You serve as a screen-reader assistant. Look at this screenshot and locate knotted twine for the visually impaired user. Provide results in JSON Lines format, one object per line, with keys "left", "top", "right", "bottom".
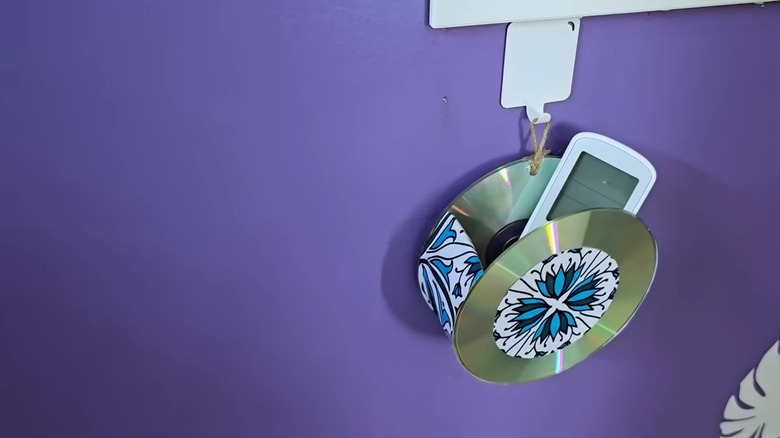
{"left": 528, "top": 118, "right": 551, "bottom": 176}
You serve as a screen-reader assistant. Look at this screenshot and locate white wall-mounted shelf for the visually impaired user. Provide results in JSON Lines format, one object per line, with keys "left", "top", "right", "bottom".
{"left": 430, "top": 0, "right": 773, "bottom": 29}
{"left": 429, "top": 0, "right": 776, "bottom": 123}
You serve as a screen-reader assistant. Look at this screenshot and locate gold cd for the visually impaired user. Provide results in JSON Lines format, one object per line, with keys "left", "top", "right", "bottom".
{"left": 452, "top": 208, "right": 658, "bottom": 384}
{"left": 417, "top": 156, "right": 561, "bottom": 334}
{"left": 445, "top": 156, "right": 560, "bottom": 265}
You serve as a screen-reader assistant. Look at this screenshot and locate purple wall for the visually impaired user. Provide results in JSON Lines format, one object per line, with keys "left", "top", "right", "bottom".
{"left": 2, "top": 1, "right": 780, "bottom": 436}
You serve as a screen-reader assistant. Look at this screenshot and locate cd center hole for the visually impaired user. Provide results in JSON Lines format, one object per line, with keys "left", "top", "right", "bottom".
{"left": 503, "top": 236, "right": 520, "bottom": 250}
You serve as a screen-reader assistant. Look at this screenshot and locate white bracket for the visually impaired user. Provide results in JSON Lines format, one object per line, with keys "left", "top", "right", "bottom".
{"left": 500, "top": 18, "right": 580, "bottom": 124}
{"left": 429, "top": 0, "right": 775, "bottom": 122}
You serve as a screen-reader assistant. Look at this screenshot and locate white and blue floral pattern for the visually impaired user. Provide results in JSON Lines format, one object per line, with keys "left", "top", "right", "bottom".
{"left": 493, "top": 248, "right": 619, "bottom": 358}
{"left": 418, "top": 212, "right": 483, "bottom": 336}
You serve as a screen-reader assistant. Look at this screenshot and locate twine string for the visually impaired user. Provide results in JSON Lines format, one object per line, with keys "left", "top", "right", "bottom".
{"left": 529, "top": 118, "right": 551, "bottom": 176}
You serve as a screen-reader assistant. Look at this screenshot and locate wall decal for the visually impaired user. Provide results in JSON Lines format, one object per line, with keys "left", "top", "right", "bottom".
{"left": 720, "top": 341, "right": 780, "bottom": 438}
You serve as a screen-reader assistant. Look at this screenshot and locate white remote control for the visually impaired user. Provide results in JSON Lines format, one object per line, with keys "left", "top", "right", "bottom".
{"left": 521, "top": 132, "right": 656, "bottom": 237}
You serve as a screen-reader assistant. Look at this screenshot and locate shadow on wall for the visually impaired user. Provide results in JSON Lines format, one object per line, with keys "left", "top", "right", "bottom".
{"left": 379, "top": 121, "right": 582, "bottom": 338}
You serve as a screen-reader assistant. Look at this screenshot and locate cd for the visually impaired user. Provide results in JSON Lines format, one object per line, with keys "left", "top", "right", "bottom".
{"left": 417, "top": 156, "right": 561, "bottom": 336}
{"left": 452, "top": 208, "right": 657, "bottom": 384}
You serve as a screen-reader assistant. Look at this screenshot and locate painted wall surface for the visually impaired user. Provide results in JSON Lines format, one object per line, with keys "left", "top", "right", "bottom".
{"left": 2, "top": 1, "right": 779, "bottom": 437}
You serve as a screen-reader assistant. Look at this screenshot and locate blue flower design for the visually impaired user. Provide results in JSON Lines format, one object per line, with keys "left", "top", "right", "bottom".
{"left": 418, "top": 213, "right": 484, "bottom": 336}
{"left": 493, "top": 248, "right": 619, "bottom": 358}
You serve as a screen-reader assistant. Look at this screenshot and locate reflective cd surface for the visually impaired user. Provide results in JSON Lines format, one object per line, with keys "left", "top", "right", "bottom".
{"left": 417, "top": 157, "right": 560, "bottom": 334}
{"left": 446, "top": 156, "right": 560, "bottom": 264}
{"left": 452, "top": 208, "right": 657, "bottom": 384}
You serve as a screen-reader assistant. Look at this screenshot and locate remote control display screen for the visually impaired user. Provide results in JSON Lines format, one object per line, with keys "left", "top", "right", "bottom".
{"left": 547, "top": 152, "right": 639, "bottom": 220}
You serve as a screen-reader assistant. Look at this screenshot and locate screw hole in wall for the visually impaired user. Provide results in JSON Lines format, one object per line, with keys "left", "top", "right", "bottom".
{"left": 568, "top": 21, "right": 575, "bottom": 31}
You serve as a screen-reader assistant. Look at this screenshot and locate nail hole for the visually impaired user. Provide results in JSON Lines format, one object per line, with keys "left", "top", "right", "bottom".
{"left": 568, "top": 21, "right": 575, "bottom": 31}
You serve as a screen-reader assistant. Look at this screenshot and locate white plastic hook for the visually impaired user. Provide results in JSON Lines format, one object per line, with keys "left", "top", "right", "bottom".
{"left": 500, "top": 19, "right": 579, "bottom": 125}
{"left": 525, "top": 102, "right": 551, "bottom": 125}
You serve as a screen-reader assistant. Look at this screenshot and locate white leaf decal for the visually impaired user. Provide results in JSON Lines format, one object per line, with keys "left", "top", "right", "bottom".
{"left": 720, "top": 341, "right": 780, "bottom": 438}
